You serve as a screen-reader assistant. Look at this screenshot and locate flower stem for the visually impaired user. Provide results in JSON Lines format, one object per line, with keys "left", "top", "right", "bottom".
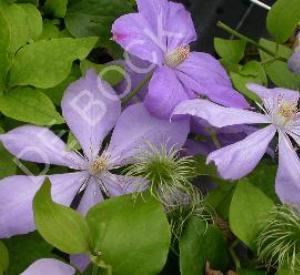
{"left": 121, "top": 71, "right": 153, "bottom": 106}
{"left": 217, "top": 21, "right": 287, "bottom": 62}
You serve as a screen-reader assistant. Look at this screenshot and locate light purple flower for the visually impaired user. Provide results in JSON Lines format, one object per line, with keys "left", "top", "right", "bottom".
{"left": 288, "top": 33, "right": 300, "bottom": 73}
{"left": 173, "top": 83, "right": 300, "bottom": 206}
{"left": 0, "top": 70, "right": 190, "bottom": 238}
{"left": 21, "top": 259, "right": 75, "bottom": 275}
{"left": 112, "top": 0, "right": 249, "bottom": 118}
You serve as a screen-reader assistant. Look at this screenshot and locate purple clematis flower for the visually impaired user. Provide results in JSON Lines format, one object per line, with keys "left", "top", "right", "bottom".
{"left": 112, "top": 0, "right": 249, "bottom": 118}
{"left": 173, "top": 83, "right": 300, "bottom": 206}
{"left": 288, "top": 33, "right": 300, "bottom": 73}
{"left": 0, "top": 70, "right": 189, "bottom": 238}
{"left": 22, "top": 259, "right": 75, "bottom": 275}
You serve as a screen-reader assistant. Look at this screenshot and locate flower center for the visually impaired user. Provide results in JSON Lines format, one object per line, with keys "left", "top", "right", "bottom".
{"left": 164, "top": 46, "right": 190, "bottom": 68}
{"left": 89, "top": 157, "right": 108, "bottom": 175}
{"left": 272, "top": 101, "right": 298, "bottom": 128}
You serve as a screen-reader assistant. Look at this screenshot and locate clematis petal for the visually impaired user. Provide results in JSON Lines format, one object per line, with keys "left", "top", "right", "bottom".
{"left": 100, "top": 172, "right": 148, "bottom": 196}
{"left": 62, "top": 70, "right": 121, "bottom": 161}
{"left": 275, "top": 132, "right": 300, "bottom": 206}
{"left": 144, "top": 66, "right": 190, "bottom": 118}
{"left": 21, "top": 259, "right": 75, "bottom": 275}
{"left": 247, "top": 83, "right": 300, "bottom": 107}
{"left": 207, "top": 125, "right": 276, "bottom": 180}
{"left": 0, "top": 172, "right": 85, "bottom": 238}
{"left": 0, "top": 126, "right": 85, "bottom": 170}
{"left": 165, "top": 1, "right": 197, "bottom": 50}
{"left": 70, "top": 254, "right": 90, "bottom": 273}
{"left": 176, "top": 52, "right": 249, "bottom": 108}
{"left": 76, "top": 177, "right": 103, "bottom": 215}
{"left": 173, "top": 99, "right": 270, "bottom": 128}
{"left": 112, "top": 13, "right": 164, "bottom": 65}
{"left": 107, "top": 103, "right": 190, "bottom": 166}
{"left": 288, "top": 42, "right": 300, "bottom": 73}
{"left": 136, "top": 0, "right": 168, "bottom": 33}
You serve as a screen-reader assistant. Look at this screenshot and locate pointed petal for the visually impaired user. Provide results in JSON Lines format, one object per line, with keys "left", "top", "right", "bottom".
{"left": 144, "top": 67, "right": 190, "bottom": 119}
{"left": 173, "top": 99, "right": 270, "bottom": 128}
{"left": 0, "top": 172, "right": 85, "bottom": 238}
{"left": 70, "top": 254, "right": 90, "bottom": 273}
{"left": 288, "top": 48, "right": 300, "bottom": 73}
{"left": 0, "top": 126, "right": 85, "bottom": 169}
{"left": 275, "top": 132, "right": 300, "bottom": 205}
{"left": 0, "top": 175, "right": 44, "bottom": 238}
{"left": 165, "top": 2, "right": 197, "bottom": 50}
{"left": 107, "top": 103, "right": 190, "bottom": 166}
{"left": 177, "top": 52, "right": 249, "bottom": 108}
{"left": 21, "top": 259, "right": 75, "bottom": 275}
{"left": 112, "top": 13, "right": 164, "bottom": 64}
{"left": 207, "top": 125, "right": 276, "bottom": 180}
{"left": 100, "top": 172, "right": 148, "bottom": 197}
{"left": 62, "top": 70, "right": 121, "bottom": 161}
{"left": 77, "top": 177, "right": 103, "bottom": 215}
{"left": 247, "top": 83, "right": 300, "bottom": 107}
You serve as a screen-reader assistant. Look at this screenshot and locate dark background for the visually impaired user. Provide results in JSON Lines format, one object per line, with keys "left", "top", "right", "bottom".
{"left": 176, "top": 0, "right": 276, "bottom": 53}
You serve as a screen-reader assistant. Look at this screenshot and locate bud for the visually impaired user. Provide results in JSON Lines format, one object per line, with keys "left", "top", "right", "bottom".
{"left": 255, "top": 204, "right": 300, "bottom": 273}
{"left": 125, "top": 142, "right": 211, "bottom": 239}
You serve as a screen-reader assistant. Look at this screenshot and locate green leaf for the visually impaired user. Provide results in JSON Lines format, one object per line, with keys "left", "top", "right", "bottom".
{"left": 247, "top": 160, "right": 279, "bottom": 203}
{"left": 0, "top": 241, "right": 9, "bottom": 273}
{"left": 80, "top": 60, "right": 125, "bottom": 85}
{"left": 18, "top": 3, "right": 42, "bottom": 40}
{"left": 10, "top": 37, "right": 98, "bottom": 88}
{"left": 0, "top": 87, "right": 64, "bottom": 125}
{"left": 86, "top": 192, "right": 171, "bottom": 275}
{"left": 214, "top": 38, "right": 246, "bottom": 64}
{"left": 205, "top": 181, "right": 235, "bottom": 220}
{"left": 44, "top": 64, "right": 81, "bottom": 105}
{"left": 229, "top": 180, "right": 274, "bottom": 250}
{"left": 259, "top": 39, "right": 300, "bottom": 89}
{"left": 230, "top": 61, "right": 267, "bottom": 102}
{"left": 0, "top": 0, "right": 42, "bottom": 54}
{"left": 33, "top": 179, "right": 91, "bottom": 254}
{"left": 0, "top": 126, "right": 17, "bottom": 179}
{"left": 44, "top": 0, "right": 68, "bottom": 18}
{"left": 39, "top": 20, "right": 61, "bottom": 40}
{"left": 3, "top": 232, "right": 58, "bottom": 275}
{"left": 267, "top": 0, "right": 300, "bottom": 43}
{"left": 179, "top": 217, "right": 230, "bottom": 275}
{"left": 65, "top": 0, "right": 133, "bottom": 40}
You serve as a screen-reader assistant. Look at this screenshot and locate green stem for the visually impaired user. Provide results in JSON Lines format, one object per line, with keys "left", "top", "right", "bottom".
{"left": 217, "top": 21, "right": 287, "bottom": 62}
{"left": 229, "top": 239, "right": 241, "bottom": 270}
{"left": 121, "top": 71, "right": 153, "bottom": 106}
{"left": 92, "top": 265, "right": 99, "bottom": 275}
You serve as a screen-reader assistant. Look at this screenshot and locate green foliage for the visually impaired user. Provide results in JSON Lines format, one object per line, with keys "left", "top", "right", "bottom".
{"left": 9, "top": 37, "right": 98, "bottom": 88}
{"left": 231, "top": 61, "right": 267, "bottom": 101}
{"left": 0, "top": 241, "right": 9, "bottom": 274}
{"left": 44, "top": 0, "right": 68, "bottom": 18}
{"left": 179, "top": 217, "right": 230, "bottom": 275}
{"left": 3, "top": 232, "right": 59, "bottom": 275}
{"left": 0, "top": 87, "right": 64, "bottom": 125}
{"left": 229, "top": 180, "right": 274, "bottom": 250}
{"left": 214, "top": 38, "right": 246, "bottom": 64}
{"left": 33, "top": 179, "right": 91, "bottom": 254}
{"left": 267, "top": 0, "right": 300, "bottom": 43}
{"left": 259, "top": 39, "right": 300, "bottom": 89}
{"left": 86, "top": 192, "right": 171, "bottom": 275}
{"left": 65, "top": 0, "right": 133, "bottom": 40}
{"left": 80, "top": 60, "right": 125, "bottom": 85}
{"left": 0, "top": 0, "right": 42, "bottom": 54}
